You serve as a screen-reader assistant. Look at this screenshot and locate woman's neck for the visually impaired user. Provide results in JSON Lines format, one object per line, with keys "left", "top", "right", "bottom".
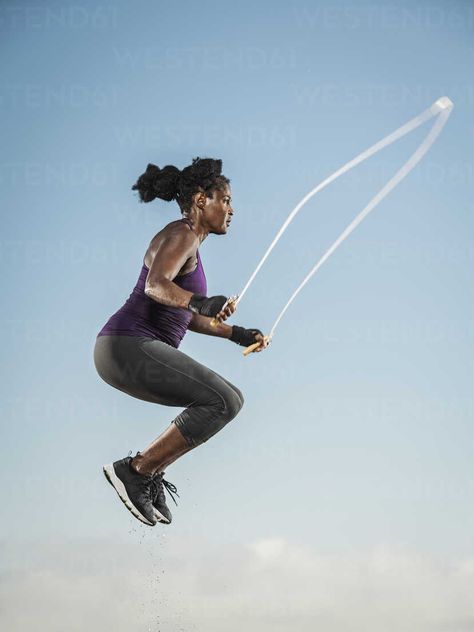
{"left": 181, "top": 211, "right": 209, "bottom": 244}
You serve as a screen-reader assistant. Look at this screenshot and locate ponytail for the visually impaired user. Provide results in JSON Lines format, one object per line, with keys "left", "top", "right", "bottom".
{"left": 132, "top": 163, "right": 181, "bottom": 203}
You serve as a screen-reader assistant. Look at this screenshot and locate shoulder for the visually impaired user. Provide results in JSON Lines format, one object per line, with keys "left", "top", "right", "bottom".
{"left": 145, "top": 220, "right": 197, "bottom": 267}
{"left": 162, "top": 220, "right": 198, "bottom": 247}
{"left": 149, "top": 219, "right": 196, "bottom": 244}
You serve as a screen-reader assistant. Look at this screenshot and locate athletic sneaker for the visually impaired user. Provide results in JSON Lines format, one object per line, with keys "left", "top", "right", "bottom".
{"left": 103, "top": 455, "right": 158, "bottom": 526}
{"left": 152, "top": 472, "right": 179, "bottom": 524}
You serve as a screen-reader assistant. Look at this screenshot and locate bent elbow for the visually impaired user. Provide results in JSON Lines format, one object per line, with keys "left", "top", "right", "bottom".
{"left": 144, "top": 282, "right": 162, "bottom": 301}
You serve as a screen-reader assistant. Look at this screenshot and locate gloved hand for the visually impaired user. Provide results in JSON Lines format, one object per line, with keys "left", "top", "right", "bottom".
{"left": 230, "top": 325, "right": 264, "bottom": 347}
{"left": 188, "top": 294, "right": 228, "bottom": 318}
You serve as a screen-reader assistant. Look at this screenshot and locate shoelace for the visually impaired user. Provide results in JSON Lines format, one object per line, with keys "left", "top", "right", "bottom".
{"left": 162, "top": 478, "right": 180, "bottom": 506}
{"left": 153, "top": 473, "right": 180, "bottom": 506}
{"left": 127, "top": 452, "right": 180, "bottom": 506}
{"left": 132, "top": 470, "right": 158, "bottom": 503}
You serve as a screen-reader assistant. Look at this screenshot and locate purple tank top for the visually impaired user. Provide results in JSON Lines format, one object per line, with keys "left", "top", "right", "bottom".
{"left": 97, "top": 219, "right": 207, "bottom": 348}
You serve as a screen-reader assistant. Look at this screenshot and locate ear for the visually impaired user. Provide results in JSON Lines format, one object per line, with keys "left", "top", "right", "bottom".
{"left": 193, "top": 190, "right": 207, "bottom": 210}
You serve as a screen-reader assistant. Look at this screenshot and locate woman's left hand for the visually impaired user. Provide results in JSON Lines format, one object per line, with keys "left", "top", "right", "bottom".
{"left": 252, "top": 332, "right": 269, "bottom": 353}
{"left": 230, "top": 326, "right": 268, "bottom": 351}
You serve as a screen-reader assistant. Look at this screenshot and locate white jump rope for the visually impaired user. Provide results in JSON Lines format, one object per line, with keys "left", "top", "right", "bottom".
{"left": 212, "top": 97, "right": 454, "bottom": 355}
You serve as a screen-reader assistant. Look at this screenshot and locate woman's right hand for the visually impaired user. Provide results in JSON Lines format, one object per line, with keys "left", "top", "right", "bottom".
{"left": 188, "top": 294, "right": 235, "bottom": 319}
{"left": 214, "top": 296, "right": 237, "bottom": 322}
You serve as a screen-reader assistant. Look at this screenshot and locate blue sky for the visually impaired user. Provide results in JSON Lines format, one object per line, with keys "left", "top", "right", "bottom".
{"left": 1, "top": 0, "right": 473, "bottom": 629}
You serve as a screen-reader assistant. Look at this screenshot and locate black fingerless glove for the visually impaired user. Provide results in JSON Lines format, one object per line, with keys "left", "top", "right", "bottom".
{"left": 230, "top": 325, "right": 263, "bottom": 347}
{"left": 188, "top": 294, "right": 228, "bottom": 317}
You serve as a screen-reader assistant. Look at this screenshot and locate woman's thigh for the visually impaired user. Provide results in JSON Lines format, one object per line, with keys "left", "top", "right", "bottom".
{"left": 94, "top": 334, "right": 240, "bottom": 409}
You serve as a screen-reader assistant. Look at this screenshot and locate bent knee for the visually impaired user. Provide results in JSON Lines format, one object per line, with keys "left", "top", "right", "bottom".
{"left": 222, "top": 386, "right": 244, "bottom": 420}
{"left": 232, "top": 385, "right": 244, "bottom": 409}
{"left": 194, "top": 386, "right": 244, "bottom": 444}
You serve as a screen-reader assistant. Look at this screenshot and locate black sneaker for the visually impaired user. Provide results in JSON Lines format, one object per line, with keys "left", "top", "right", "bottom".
{"left": 152, "top": 472, "right": 179, "bottom": 524}
{"left": 103, "top": 456, "right": 157, "bottom": 526}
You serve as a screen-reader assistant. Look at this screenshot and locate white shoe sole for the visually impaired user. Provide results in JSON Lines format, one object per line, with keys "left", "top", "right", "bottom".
{"left": 103, "top": 463, "right": 157, "bottom": 527}
{"left": 153, "top": 506, "right": 171, "bottom": 524}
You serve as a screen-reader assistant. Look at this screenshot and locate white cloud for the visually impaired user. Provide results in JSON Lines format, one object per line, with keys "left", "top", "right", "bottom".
{"left": 1, "top": 535, "right": 474, "bottom": 632}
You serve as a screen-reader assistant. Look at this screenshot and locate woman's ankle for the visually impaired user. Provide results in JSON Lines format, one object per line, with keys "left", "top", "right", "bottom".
{"left": 130, "top": 453, "right": 156, "bottom": 477}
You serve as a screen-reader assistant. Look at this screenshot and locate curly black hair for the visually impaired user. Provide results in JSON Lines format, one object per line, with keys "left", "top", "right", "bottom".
{"left": 132, "top": 157, "right": 230, "bottom": 212}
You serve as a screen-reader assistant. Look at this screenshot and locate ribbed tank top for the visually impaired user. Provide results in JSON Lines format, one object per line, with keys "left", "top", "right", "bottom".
{"left": 97, "top": 218, "right": 207, "bottom": 348}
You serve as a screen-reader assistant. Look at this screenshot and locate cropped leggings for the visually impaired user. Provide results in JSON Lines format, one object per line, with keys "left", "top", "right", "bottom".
{"left": 93, "top": 335, "right": 244, "bottom": 447}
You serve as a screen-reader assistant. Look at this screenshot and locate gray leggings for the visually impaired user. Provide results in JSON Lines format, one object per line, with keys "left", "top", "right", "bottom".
{"left": 93, "top": 335, "right": 244, "bottom": 447}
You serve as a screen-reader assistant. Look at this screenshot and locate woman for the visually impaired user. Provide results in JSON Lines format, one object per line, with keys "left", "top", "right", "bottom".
{"left": 94, "top": 157, "right": 267, "bottom": 527}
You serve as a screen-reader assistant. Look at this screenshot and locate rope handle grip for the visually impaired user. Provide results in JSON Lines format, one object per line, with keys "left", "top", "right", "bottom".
{"left": 243, "top": 335, "right": 271, "bottom": 356}
{"left": 243, "top": 342, "right": 261, "bottom": 356}
{"left": 210, "top": 295, "right": 238, "bottom": 327}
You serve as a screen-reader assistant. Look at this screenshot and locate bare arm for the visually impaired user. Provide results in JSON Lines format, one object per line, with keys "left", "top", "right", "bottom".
{"left": 187, "top": 312, "right": 233, "bottom": 338}
{"left": 188, "top": 315, "right": 270, "bottom": 354}
{"left": 144, "top": 225, "right": 198, "bottom": 308}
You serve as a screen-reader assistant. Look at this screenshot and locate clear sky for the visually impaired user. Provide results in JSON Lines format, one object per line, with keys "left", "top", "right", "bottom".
{"left": 1, "top": 0, "right": 473, "bottom": 630}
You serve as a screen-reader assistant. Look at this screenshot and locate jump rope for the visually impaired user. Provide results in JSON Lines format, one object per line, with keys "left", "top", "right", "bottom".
{"left": 211, "top": 97, "right": 454, "bottom": 355}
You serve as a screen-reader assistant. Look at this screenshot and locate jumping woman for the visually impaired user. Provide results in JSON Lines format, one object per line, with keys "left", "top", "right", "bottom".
{"left": 94, "top": 157, "right": 268, "bottom": 527}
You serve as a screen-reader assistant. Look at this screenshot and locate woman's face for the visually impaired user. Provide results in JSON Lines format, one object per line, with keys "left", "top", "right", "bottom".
{"left": 203, "top": 185, "right": 234, "bottom": 235}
